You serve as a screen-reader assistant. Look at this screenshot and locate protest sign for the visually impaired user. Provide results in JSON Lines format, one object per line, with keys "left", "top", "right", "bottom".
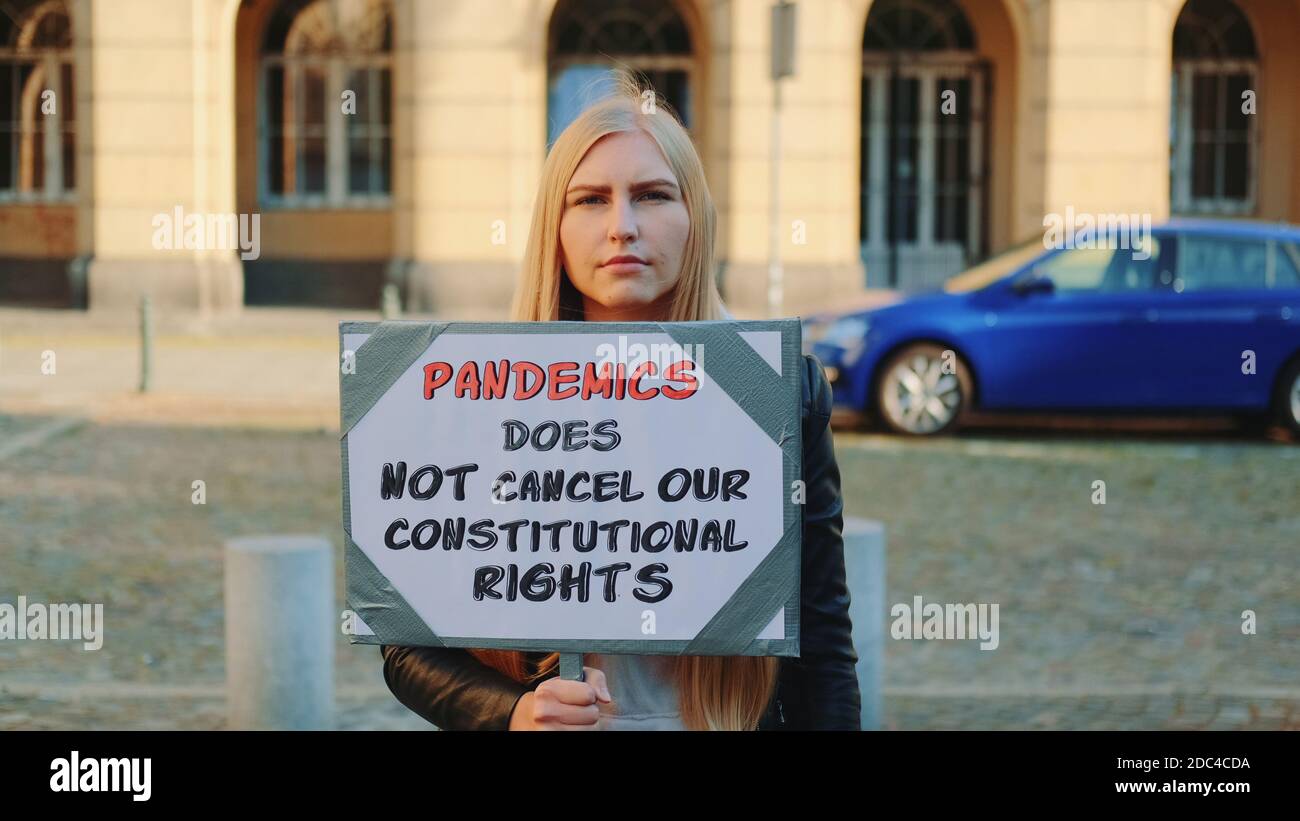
{"left": 339, "top": 319, "right": 801, "bottom": 656}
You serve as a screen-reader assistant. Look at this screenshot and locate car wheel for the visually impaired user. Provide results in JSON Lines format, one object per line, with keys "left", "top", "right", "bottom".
{"left": 1276, "top": 358, "right": 1300, "bottom": 435}
{"left": 875, "top": 343, "right": 972, "bottom": 436}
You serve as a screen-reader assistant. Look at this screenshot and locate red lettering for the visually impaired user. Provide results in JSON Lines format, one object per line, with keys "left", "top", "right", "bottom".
{"left": 423, "top": 362, "right": 452, "bottom": 399}
{"left": 512, "top": 361, "right": 545, "bottom": 400}
{"left": 661, "top": 359, "right": 699, "bottom": 399}
{"left": 482, "top": 359, "right": 510, "bottom": 399}
{"left": 454, "top": 361, "right": 482, "bottom": 399}
{"left": 627, "top": 361, "right": 659, "bottom": 400}
{"left": 547, "top": 361, "right": 580, "bottom": 400}
{"left": 582, "top": 362, "right": 614, "bottom": 399}
{"left": 613, "top": 363, "right": 627, "bottom": 400}
{"left": 424, "top": 358, "right": 699, "bottom": 401}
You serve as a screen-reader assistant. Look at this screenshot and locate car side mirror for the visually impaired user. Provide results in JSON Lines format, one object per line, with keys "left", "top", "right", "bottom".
{"left": 1013, "top": 274, "right": 1055, "bottom": 296}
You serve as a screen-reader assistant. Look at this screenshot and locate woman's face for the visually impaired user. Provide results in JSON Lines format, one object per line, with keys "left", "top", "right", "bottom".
{"left": 559, "top": 129, "right": 690, "bottom": 321}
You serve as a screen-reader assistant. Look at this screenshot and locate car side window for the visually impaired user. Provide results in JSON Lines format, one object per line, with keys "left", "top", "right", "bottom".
{"left": 1032, "top": 248, "right": 1113, "bottom": 292}
{"left": 1272, "top": 242, "right": 1300, "bottom": 289}
{"left": 1103, "top": 236, "right": 1164, "bottom": 292}
{"left": 1172, "top": 235, "right": 1268, "bottom": 292}
{"left": 1032, "top": 241, "right": 1161, "bottom": 294}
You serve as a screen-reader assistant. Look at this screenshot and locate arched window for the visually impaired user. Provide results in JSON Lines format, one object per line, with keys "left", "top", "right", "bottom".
{"left": 1170, "top": 0, "right": 1257, "bottom": 215}
{"left": 0, "top": 0, "right": 74, "bottom": 201}
{"left": 862, "top": 0, "right": 974, "bottom": 51}
{"left": 260, "top": 0, "right": 392, "bottom": 206}
{"left": 861, "top": 0, "right": 985, "bottom": 290}
{"left": 547, "top": 0, "right": 694, "bottom": 145}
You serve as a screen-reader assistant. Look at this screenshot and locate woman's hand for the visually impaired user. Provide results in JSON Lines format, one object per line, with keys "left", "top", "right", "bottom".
{"left": 508, "top": 667, "right": 612, "bottom": 730}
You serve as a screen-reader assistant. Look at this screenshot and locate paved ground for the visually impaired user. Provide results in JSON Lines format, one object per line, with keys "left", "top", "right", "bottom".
{"left": 1, "top": 307, "right": 1297, "bottom": 730}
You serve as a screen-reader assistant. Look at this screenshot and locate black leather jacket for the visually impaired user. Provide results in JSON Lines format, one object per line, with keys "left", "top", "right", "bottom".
{"left": 381, "top": 353, "right": 860, "bottom": 730}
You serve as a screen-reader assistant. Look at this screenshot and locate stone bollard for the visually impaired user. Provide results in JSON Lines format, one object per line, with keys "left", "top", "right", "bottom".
{"left": 843, "top": 517, "right": 886, "bottom": 730}
{"left": 224, "top": 535, "right": 335, "bottom": 730}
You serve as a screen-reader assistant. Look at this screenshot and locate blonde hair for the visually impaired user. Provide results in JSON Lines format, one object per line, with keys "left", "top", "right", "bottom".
{"left": 509, "top": 69, "right": 725, "bottom": 323}
{"left": 476, "top": 69, "right": 779, "bottom": 730}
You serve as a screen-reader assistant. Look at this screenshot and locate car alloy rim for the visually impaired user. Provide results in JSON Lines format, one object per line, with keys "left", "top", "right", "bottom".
{"left": 1291, "top": 372, "right": 1300, "bottom": 424}
{"left": 882, "top": 353, "right": 962, "bottom": 433}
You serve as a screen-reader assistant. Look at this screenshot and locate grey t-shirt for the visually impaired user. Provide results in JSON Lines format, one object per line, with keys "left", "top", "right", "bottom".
{"left": 584, "top": 653, "right": 685, "bottom": 731}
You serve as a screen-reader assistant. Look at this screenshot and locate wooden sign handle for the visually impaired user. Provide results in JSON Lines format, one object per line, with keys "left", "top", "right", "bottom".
{"left": 558, "top": 652, "right": 585, "bottom": 681}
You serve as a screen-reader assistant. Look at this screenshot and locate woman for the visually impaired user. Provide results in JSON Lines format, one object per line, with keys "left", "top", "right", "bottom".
{"left": 381, "top": 71, "right": 859, "bottom": 730}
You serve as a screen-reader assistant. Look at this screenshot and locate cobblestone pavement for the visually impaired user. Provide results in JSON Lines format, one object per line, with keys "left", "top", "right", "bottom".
{"left": 836, "top": 428, "right": 1300, "bottom": 728}
{"left": 883, "top": 693, "right": 1300, "bottom": 730}
{"left": 0, "top": 686, "right": 434, "bottom": 731}
{"left": 1, "top": 417, "right": 1294, "bottom": 729}
{"left": 1, "top": 309, "right": 1297, "bottom": 730}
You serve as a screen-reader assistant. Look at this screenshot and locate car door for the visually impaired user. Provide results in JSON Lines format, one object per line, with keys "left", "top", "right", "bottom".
{"left": 971, "top": 242, "right": 1166, "bottom": 409}
{"left": 1146, "top": 232, "right": 1298, "bottom": 409}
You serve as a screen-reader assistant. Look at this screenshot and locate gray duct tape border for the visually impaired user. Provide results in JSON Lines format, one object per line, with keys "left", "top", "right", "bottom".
{"left": 339, "top": 319, "right": 802, "bottom": 656}
{"left": 346, "top": 535, "right": 444, "bottom": 647}
{"left": 661, "top": 322, "right": 792, "bottom": 448}
{"left": 340, "top": 320, "right": 448, "bottom": 437}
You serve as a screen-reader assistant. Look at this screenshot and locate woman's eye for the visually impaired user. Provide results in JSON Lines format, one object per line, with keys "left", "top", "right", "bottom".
{"left": 574, "top": 191, "right": 669, "bottom": 206}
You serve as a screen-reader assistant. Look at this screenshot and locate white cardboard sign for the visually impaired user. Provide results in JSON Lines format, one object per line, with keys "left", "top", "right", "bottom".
{"left": 340, "top": 320, "right": 801, "bottom": 656}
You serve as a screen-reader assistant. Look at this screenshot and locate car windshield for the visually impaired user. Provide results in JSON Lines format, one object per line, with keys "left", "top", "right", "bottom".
{"left": 944, "top": 237, "right": 1049, "bottom": 293}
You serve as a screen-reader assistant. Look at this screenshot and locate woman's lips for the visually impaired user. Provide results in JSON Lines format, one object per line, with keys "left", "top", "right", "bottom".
{"left": 601, "top": 261, "right": 649, "bottom": 275}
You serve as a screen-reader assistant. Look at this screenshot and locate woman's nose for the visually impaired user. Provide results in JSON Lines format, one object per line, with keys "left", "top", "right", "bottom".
{"left": 608, "top": 195, "right": 638, "bottom": 242}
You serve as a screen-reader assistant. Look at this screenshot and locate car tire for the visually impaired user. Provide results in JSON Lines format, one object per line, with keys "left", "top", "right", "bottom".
{"left": 1275, "top": 358, "right": 1300, "bottom": 436}
{"left": 874, "top": 343, "right": 973, "bottom": 436}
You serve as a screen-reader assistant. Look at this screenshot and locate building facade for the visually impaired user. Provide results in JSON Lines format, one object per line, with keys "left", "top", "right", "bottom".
{"left": 1, "top": 0, "right": 1298, "bottom": 317}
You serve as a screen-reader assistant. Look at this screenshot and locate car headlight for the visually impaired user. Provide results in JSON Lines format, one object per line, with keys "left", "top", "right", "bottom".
{"left": 820, "top": 317, "right": 871, "bottom": 367}
{"left": 822, "top": 317, "right": 869, "bottom": 346}
{"left": 802, "top": 317, "right": 834, "bottom": 348}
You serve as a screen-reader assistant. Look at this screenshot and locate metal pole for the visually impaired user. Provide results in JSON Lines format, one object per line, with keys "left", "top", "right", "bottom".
{"left": 138, "top": 294, "right": 153, "bottom": 393}
{"left": 887, "top": 64, "right": 898, "bottom": 290}
{"left": 768, "top": 77, "right": 784, "bottom": 319}
{"left": 381, "top": 283, "right": 401, "bottom": 319}
{"left": 768, "top": 2, "right": 796, "bottom": 319}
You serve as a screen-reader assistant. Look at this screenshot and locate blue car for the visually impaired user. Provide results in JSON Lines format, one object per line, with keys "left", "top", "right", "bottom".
{"left": 809, "top": 219, "right": 1300, "bottom": 436}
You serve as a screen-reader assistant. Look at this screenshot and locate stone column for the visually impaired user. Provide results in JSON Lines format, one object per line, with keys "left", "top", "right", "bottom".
{"left": 84, "top": 0, "right": 242, "bottom": 314}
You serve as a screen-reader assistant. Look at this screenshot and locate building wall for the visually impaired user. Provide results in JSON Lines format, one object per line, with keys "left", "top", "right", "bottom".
{"left": 1031, "top": 0, "right": 1175, "bottom": 224}
{"left": 387, "top": 0, "right": 548, "bottom": 317}
{"left": 1, "top": 0, "right": 1298, "bottom": 314}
